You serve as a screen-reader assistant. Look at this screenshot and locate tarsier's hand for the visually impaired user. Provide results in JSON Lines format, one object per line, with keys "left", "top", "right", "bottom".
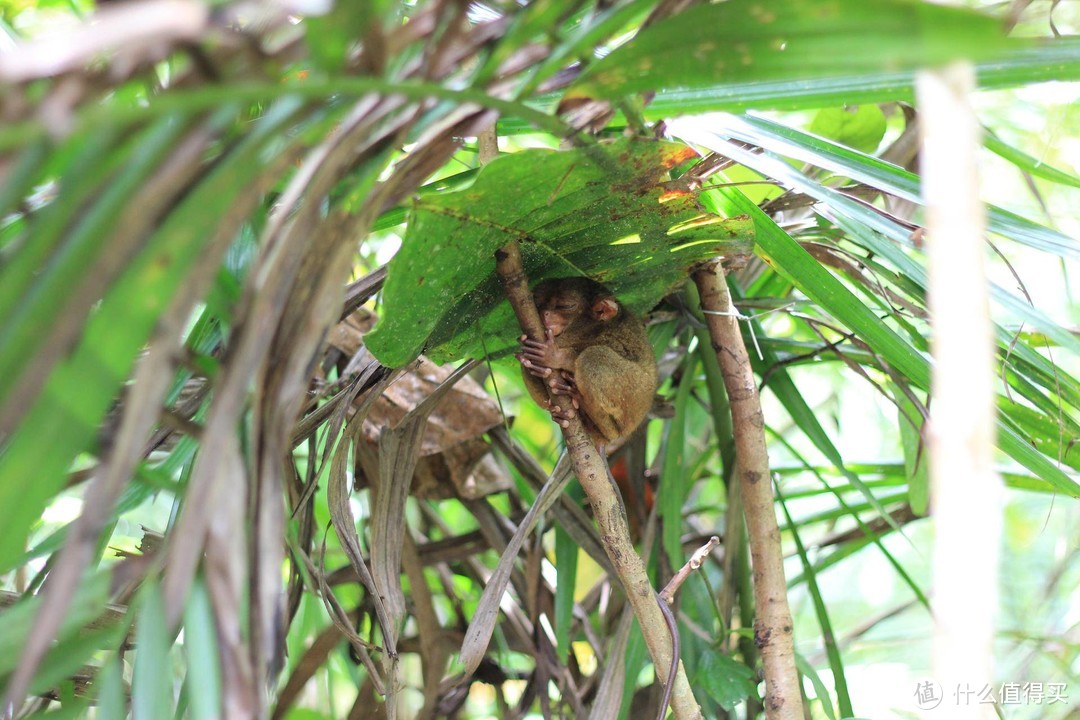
{"left": 517, "top": 330, "right": 575, "bottom": 378}
{"left": 519, "top": 332, "right": 582, "bottom": 428}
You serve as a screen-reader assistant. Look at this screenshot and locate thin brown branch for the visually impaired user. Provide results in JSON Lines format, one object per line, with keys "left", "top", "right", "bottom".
{"left": 692, "top": 261, "right": 803, "bottom": 720}
{"left": 271, "top": 625, "right": 345, "bottom": 720}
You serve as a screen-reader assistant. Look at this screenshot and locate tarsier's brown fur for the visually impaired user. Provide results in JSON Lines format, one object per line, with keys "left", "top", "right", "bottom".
{"left": 518, "top": 277, "right": 657, "bottom": 445}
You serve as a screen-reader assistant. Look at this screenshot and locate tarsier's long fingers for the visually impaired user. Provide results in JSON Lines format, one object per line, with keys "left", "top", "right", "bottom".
{"left": 520, "top": 340, "right": 552, "bottom": 358}
{"left": 520, "top": 331, "right": 556, "bottom": 345}
{"left": 517, "top": 354, "right": 553, "bottom": 378}
{"left": 519, "top": 332, "right": 561, "bottom": 377}
{"left": 520, "top": 331, "right": 561, "bottom": 353}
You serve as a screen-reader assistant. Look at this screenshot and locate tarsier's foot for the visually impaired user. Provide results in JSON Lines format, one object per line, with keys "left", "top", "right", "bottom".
{"left": 540, "top": 373, "right": 581, "bottom": 428}
{"left": 549, "top": 402, "right": 577, "bottom": 428}
{"left": 548, "top": 370, "right": 583, "bottom": 410}
{"left": 547, "top": 371, "right": 577, "bottom": 400}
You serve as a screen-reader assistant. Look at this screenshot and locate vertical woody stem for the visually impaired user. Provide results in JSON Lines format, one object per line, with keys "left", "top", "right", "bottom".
{"left": 693, "top": 261, "right": 804, "bottom": 720}
{"left": 918, "top": 63, "right": 1000, "bottom": 720}
{"left": 495, "top": 242, "right": 702, "bottom": 720}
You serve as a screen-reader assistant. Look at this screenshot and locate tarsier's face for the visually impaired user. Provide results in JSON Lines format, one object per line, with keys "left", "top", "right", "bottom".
{"left": 535, "top": 285, "right": 584, "bottom": 337}
{"left": 540, "top": 301, "right": 579, "bottom": 336}
{"left": 534, "top": 278, "right": 617, "bottom": 337}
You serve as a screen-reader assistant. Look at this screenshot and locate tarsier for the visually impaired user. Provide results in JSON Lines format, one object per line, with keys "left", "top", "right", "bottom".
{"left": 518, "top": 277, "right": 677, "bottom": 720}
{"left": 517, "top": 277, "right": 657, "bottom": 447}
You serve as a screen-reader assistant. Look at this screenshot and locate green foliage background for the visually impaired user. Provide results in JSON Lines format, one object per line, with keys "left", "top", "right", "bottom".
{"left": 0, "top": 0, "right": 1076, "bottom": 718}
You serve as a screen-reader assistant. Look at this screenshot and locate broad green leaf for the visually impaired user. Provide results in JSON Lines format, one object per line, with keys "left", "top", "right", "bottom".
{"left": 808, "top": 106, "right": 886, "bottom": 153}
{"left": 694, "top": 648, "right": 759, "bottom": 711}
{"left": 570, "top": 0, "right": 1011, "bottom": 101}
{"left": 643, "top": 38, "right": 1080, "bottom": 115}
{"left": 365, "top": 138, "right": 753, "bottom": 367}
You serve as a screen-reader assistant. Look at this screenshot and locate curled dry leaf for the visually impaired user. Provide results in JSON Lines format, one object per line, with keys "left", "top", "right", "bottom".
{"left": 328, "top": 309, "right": 510, "bottom": 501}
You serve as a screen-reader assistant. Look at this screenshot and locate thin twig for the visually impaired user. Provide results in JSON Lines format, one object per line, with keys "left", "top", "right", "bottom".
{"left": 660, "top": 536, "right": 720, "bottom": 604}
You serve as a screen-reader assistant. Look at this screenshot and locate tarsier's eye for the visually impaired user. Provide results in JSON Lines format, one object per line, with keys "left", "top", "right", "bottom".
{"left": 555, "top": 302, "right": 576, "bottom": 311}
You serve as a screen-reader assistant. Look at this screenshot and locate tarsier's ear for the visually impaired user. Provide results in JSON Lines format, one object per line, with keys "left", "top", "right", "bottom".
{"left": 592, "top": 296, "right": 619, "bottom": 322}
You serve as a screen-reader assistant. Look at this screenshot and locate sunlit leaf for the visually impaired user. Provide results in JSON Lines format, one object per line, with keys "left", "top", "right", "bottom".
{"left": 642, "top": 38, "right": 1080, "bottom": 115}
{"left": 366, "top": 138, "right": 753, "bottom": 367}
{"left": 570, "top": 0, "right": 1012, "bottom": 101}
